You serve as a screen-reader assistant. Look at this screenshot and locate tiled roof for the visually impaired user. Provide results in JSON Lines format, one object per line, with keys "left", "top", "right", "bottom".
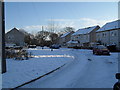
{"left": 96, "top": 20, "right": 120, "bottom": 32}
{"left": 72, "top": 25, "right": 99, "bottom": 35}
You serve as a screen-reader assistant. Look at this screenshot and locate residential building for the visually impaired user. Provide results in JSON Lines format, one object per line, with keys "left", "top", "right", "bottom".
{"left": 96, "top": 20, "right": 120, "bottom": 50}
{"left": 5, "top": 28, "right": 26, "bottom": 46}
{"left": 71, "top": 25, "right": 100, "bottom": 48}
{"left": 59, "top": 31, "right": 74, "bottom": 46}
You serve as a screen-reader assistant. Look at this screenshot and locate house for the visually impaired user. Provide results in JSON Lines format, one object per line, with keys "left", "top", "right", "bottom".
{"left": 96, "top": 20, "right": 120, "bottom": 50}
{"left": 59, "top": 31, "right": 74, "bottom": 46}
{"left": 5, "top": 28, "right": 26, "bottom": 46}
{"left": 71, "top": 25, "right": 100, "bottom": 48}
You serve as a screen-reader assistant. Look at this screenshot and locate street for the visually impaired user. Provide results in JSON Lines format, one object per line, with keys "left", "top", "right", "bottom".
{"left": 22, "top": 48, "right": 118, "bottom": 88}
{"left": 2, "top": 2, "right": 119, "bottom": 89}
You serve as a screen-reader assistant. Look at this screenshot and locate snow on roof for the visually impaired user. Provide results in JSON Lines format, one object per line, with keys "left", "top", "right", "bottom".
{"left": 96, "top": 20, "right": 120, "bottom": 32}
{"left": 61, "top": 32, "right": 71, "bottom": 38}
{"left": 19, "top": 29, "right": 29, "bottom": 35}
{"left": 72, "top": 26, "right": 98, "bottom": 36}
{"left": 67, "top": 40, "right": 78, "bottom": 44}
{"left": 6, "top": 28, "right": 24, "bottom": 35}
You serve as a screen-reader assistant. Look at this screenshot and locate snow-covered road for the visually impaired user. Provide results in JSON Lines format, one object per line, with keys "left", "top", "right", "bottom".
{"left": 22, "top": 49, "right": 118, "bottom": 88}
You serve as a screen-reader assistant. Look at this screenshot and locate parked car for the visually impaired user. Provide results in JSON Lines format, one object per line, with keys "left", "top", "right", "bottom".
{"left": 113, "top": 73, "right": 120, "bottom": 90}
{"left": 14, "top": 46, "right": 23, "bottom": 49}
{"left": 28, "top": 45, "right": 36, "bottom": 48}
{"left": 50, "top": 44, "right": 60, "bottom": 49}
{"left": 93, "top": 45, "right": 110, "bottom": 55}
{"left": 5, "top": 43, "right": 16, "bottom": 49}
{"left": 107, "top": 44, "right": 116, "bottom": 52}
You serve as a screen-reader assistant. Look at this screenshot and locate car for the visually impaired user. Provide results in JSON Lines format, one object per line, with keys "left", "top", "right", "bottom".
{"left": 28, "top": 45, "right": 36, "bottom": 48}
{"left": 50, "top": 44, "right": 60, "bottom": 49}
{"left": 113, "top": 73, "right": 120, "bottom": 90}
{"left": 5, "top": 43, "right": 16, "bottom": 49}
{"left": 93, "top": 45, "right": 110, "bottom": 55}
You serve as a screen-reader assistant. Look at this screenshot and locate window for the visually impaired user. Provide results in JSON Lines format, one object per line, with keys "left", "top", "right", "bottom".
{"left": 111, "top": 32, "right": 114, "bottom": 36}
{"left": 97, "top": 34, "right": 99, "bottom": 37}
{"left": 102, "top": 33, "right": 106, "bottom": 37}
{"left": 104, "top": 33, "right": 106, "bottom": 37}
{"left": 102, "top": 33, "right": 104, "bottom": 37}
{"left": 8, "top": 35, "right": 14, "bottom": 39}
{"left": 8, "top": 36, "right": 10, "bottom": 39}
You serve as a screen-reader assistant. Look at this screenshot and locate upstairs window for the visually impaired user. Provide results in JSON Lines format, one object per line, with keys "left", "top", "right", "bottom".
{"left": 114, "top": 33, "right": 117, "bottom": 36}
{"left": 111, "top": 32, "right": 114, "bottom": 36}
{"left": 97, "top": 34, "right": 99, "bottom": 37}
{"left": 102, "top": 33, "right": 104, "bottom": 37}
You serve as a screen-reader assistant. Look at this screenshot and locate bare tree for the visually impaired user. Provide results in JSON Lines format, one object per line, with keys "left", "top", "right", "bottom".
{"left": 57, "top": 27, "right": 75, "bottom": 38}
{"left": 46, "top": 19, "right": 60, "bottom": 44}
{"left": 63, "top": 27, "right": 75, "bottom": 33}
{"left": 49, "top": 32, "right": 58, "bottom": 44}
{"left": 35, "top": 30, "right": 50, "bottom": 45}
{"left": 47, "top": 19, "right": 60, "bottom": 33}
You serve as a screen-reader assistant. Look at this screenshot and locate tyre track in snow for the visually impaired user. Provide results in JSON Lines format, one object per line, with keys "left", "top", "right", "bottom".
{"left": 21, "top": 49, "right": 89, "bottom": 88}
{"left": 72, "top": 50, "right": 118, "bottom": 88}
{"left": 21, "top": 49, "right": 118, "bottom": 88}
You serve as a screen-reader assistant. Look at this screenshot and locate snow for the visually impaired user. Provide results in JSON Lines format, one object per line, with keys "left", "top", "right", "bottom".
{"left": 67, "top": 40, "right": 78, "bottom": 44}
{"left": 72, "top": 25, "right": 99, "bottom": 36}
{"left": 5, "top": 43, "right": 16, "bottom": 47}
{"left": 97, "top": 19, "right": 120, "bottom": 32}
{"left": 2, "top": 47, "right": 118, "bottom": 88}
{"left": 61, "top": 32, "right": 71, "bottom": 38}
{"left": 2, "top": 47, "right": 74, "bottom": 88}
{"left": 21, "top": 49, "right": 118, "bottom": 88}
{"left": 6, "top": 28, "right": 22, "bottom": 35}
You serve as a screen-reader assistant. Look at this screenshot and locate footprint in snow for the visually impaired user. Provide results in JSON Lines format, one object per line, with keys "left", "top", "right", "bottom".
{"left": 88, "top": 59, "right": 92, "bottom": 61}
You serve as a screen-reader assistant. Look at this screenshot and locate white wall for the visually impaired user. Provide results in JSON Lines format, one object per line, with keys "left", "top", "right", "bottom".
{"left": 71, "top": 34, "right": 90, "bottom": 47}
{"left": 109, "top": 30, "right": 119, "bottom": 48}
{"left": 96, "top": 29, "right": 120, "bottom": 49}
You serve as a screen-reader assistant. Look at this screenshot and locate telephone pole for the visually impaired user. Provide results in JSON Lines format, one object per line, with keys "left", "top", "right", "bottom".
{"left": 0, "top": 0, "right": 6, "bottom": 73}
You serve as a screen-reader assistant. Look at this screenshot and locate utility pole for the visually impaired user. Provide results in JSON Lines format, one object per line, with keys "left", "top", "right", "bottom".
{"left": 118, "top": 1, "right": 120, "bottom": 73}
{"left": 41, "top": 26, "right": 44, "bottom": 49}
{"left": 0, "top": 0, "right": 6, "bottom": 73}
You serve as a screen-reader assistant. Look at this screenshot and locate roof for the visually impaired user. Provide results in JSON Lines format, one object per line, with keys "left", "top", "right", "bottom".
{"left": 96, "top": 20, "right": 120, "bottom": 32}
{"left": 61, "top": 32, "right": 71, "bottom": 38}
{"left": 6, "top": 28, "right": 26, "bottom": 35}
{"left": 19, "top": 29, "right": 29, "bottom": 35}
{"left": 72, "top": 25, "right": 99, "bottom": 36}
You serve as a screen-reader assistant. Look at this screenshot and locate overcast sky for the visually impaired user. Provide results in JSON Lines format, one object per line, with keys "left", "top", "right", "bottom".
{"left": 5, "top": 2, "right": 118, "bottom": 33}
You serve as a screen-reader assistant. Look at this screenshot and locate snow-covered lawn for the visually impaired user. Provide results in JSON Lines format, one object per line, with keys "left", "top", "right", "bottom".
{"left": 2, "top": 47, "right": 74, "bottom": 88}
{"left": 22, "top": 49, "right": 119, "bottom": 88}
